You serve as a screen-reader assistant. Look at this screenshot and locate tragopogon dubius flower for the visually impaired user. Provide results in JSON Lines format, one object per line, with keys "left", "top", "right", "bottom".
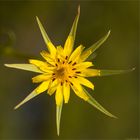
{"left": 5, "top": 6, "right": 134, "bottom": 136}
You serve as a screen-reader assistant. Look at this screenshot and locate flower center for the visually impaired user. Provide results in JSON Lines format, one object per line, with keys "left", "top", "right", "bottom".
{"left": 56, "top": 67, "right": 65, "bottom": 78}
{"left": 52, "top": 58, "right": 77, "bottom": 82}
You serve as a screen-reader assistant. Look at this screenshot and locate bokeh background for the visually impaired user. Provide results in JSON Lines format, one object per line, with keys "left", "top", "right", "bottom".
{"left": 0, "top": 1, "right": 139, "bottom": 139}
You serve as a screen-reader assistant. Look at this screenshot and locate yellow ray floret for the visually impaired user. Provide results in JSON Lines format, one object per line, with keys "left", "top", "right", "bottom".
{"left": 76, "top": 76, "right": 94, "bottom": 90}
{"left": 63, "top": 81, "right": 70, "bottom": 103}
{"left": 55, "top": 84, "right": 63, "bottom": 106}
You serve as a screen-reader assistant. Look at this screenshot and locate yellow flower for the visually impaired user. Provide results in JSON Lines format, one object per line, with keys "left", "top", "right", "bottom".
{"left": 5, "top": 6, "right": 134, "bottom": 136}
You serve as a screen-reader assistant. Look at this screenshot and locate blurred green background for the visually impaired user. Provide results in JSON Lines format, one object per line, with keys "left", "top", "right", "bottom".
{"left": 0, "top": 1, "right": 139, "bottom": 139}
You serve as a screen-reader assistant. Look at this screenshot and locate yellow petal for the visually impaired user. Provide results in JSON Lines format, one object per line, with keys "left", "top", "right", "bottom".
{"left": 35, "top": 80, "right": 50, "bottom": 93}
{"left": 63, "top": 36, "right": 74, "bottom": 57}
{"left": 47, "top": 42, "right": 57, "bottom": 57}
{"left": 70, "top": 78, "right": 88, "bottom": 101}
{"left": 47, "top": 79, "right": 59, "bottom": 95}
{"left": 74, "top": 62, "right": 93, "bottom": 70}
{"left": 29, "top": 59, "right": 47, "bottom": 67}
{"left": 56, "top": 46, "right": 65, "bottom": 60}
{"left": 36, "top": 16, "right": 56, "bottom": 56}
{"left": 68, "top": 45, "right": 84, "bottom": 63}
{"left": 63, "top": 82, "right": 70, "bottom": 103}
{"left": 14, "top": 81, "right": 49, "bottom": 109}
{"left": 76, "top": 76, "right": 94, "bottom": 90}
{"left": 40, "top": 51, "right": 56, "bottom": 66}
{"left": 55, "top": 84, "right": 63, "bottom": 106}
{"left": 78, "top": 69, "right": 100, "bottom": 77}
{"left": 29, "top": 59, "right": 54, "bottom": 73}
{"left": 32, "top": 74, "right": 52, "bottom": 83}
{"left": 63, "top": 6, "right": 80, "bottom": 56}
{"left": 4, "top": 64, "right": 43, "bottom": 73}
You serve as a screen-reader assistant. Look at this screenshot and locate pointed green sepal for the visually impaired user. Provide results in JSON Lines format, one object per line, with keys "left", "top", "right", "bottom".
{"left": 14, "top": 89, "right": 38, "bottom": 110}
{"left": 36, "top": 16, "right": 51, "bottom": 46}
{"left": 4, "top": 64, "right": 43, "bottom": 73}
{"left": 63, "top": 5, "right": 80, "bottom": 56}
{"left": 56, "top": 101, "right": 63, "bottom": 136}
{"left": 86, "top": 52, "right": 97, "bottom": 61}
{"left": 81, "top": 30, "right": 111, "bottom": 61}
{"left": 69, "top": 5, "right": 80, "bottom": 40}
{"left": 36, "top": 16, "right": 56, "bottom": 55}
{"left": 83, "top": 88, "right": 117, "bottom": 118}
{"left": 99, "top": 68, "right": 135, "bottom": 76}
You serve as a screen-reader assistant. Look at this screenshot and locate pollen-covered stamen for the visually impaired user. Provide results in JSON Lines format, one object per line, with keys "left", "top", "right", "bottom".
{"left": 57, "top": 58, "right": 60, "bottom": 62}
{"left": 70, "top": 82, "right": 73, "bottom": 86}
{"left": 55, "top": 59, "right": 60, "bottom": 67}
{"left": 72, "top": 68, "right": 76, "bottom": 70}
{"left": 72, "top": 62, "right": 77, "bottom": 66}
{"left": 52, "top": 73, "right": 56, "bottom": 80}
{"left": 52, "top": 78, "right": 55, "bottom": 81}
{"left": 75, "top": 71, "right": 81, "bottom": 74}
{"left": 68, "top": 61, "right": 72, "bottom": 64}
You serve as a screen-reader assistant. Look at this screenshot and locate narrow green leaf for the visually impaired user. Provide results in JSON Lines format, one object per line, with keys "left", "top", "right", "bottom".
{"left": 4, "top": 64, "right": 43, "bottom": 73}
{"left": 56, "top": 101, "right": 63, "bottom": 136}
{"left": 83, "top": 88, "right": 117, "bottom": 118}
{"left": 99, "top": 68, "right": 135, "bottom": 76}
{"left": 36, "top": 16, "right": 51, "bottom": 46}
{"left": 81, "top": 30, "right": 110, "bottom": 61}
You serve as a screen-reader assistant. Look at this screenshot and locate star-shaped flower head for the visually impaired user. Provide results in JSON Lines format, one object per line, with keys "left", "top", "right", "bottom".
{"left": 5, "top": 6, "right": 134, "bottom": 136}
